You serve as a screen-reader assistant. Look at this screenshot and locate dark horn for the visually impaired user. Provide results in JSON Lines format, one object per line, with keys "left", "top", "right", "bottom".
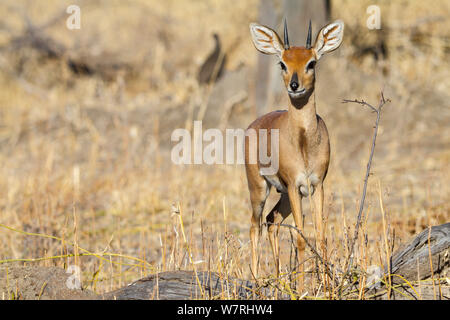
{"left": 284, "top": 19, "right": 290, "bottom": 50}
{"left": 306, "top": 20, "right": 312, "bottom": 49}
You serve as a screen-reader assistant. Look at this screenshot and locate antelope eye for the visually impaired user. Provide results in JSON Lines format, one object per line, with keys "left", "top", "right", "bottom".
{"left": 279, "top": 61, "right": 287, "bottom": 72}
{"left": 306, "top": 60, "right": 316, "bottom": 71}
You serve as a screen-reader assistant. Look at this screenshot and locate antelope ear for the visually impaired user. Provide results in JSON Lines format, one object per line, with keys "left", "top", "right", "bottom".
{"left": 249, "top": 23, "right": 284, "bottom": 57}
{"left": 313, "top": 20, "right": 344, "bottom": 60}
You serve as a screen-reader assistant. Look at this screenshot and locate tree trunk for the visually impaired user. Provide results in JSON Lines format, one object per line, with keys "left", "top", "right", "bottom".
{"left": 102, "top": 270, "right": 287, "bottom": 300}
{"left": 365, "top": 223, "right": 449, "bottom": 300}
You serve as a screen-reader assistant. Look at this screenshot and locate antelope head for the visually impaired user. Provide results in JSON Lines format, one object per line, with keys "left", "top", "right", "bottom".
{"left": 250, "top": 19, "right": 344, "bottom": 101}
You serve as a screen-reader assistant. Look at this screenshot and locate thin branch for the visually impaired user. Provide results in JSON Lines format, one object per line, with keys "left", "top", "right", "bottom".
{"left": 338, "top": 91, "right": 390, "bottom": 297}
{"left": 265, "top": 222, "right": 342, "bottom": 286}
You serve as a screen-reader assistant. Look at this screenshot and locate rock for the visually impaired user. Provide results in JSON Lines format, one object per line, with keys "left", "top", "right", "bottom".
{"left": 0, "top": 265, "right": 97, "bottom": 300}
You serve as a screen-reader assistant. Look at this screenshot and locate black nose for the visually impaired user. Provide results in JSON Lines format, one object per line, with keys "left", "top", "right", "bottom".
{"left": 290, "top": 72, "right": 299, "bottom": 91}
{"left": 290, "top": 81, "right": 299, "bottom": 91}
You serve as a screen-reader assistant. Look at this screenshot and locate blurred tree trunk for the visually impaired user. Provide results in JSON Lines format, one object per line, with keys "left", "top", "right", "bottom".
{"left": 254, "top": 0, "right": 330, "bottom": 117}
{"left": 254, "top": 0, "right": 278, "bottom": 117}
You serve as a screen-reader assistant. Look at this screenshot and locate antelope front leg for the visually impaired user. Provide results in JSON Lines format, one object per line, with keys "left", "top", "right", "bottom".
{"left": 312, "top": 183, "right": 325, "bottom": 250}
{"left": 313, "top": 183, "right": 330, "bottom": 290}
{"left": 266, "top": 193, "right": 291, "bottom": 278}
{"left": 267, "top": 209, "right": 282, "bottom": 278}
{"left": 248, "top": 180, "right": 269, "bottom": 279}
{"left": 287, "top": 185, "right": 305, "bottom": 290}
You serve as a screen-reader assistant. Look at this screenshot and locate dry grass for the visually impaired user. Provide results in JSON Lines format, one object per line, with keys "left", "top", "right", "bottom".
{"left": 0, "top": 0, "right": 448, "bottom": 299}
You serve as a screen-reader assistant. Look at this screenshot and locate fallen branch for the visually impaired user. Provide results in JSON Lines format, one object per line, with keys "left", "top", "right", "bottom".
{"left": 366, "top": 223, "right": 450, "bottom": 300}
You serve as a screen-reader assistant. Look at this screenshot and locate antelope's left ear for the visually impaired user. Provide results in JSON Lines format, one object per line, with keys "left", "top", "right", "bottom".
{"left": 313, "top": 20, "right": 344, "bottom": 60}
{"left": 249, "top": 23, "right": 284, "bottom": 57}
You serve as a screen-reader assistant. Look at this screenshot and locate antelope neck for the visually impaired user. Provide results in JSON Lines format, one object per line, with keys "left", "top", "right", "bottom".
{"left": 287, "top": 91, "right": 318, "bottom": 143}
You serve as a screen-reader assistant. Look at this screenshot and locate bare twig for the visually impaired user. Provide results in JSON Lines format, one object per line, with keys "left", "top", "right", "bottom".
{"left": 338, "top": 92, "right": 390, "bottom": 296}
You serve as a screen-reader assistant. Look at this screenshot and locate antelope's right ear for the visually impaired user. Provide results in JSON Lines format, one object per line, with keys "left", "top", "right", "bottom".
{"left": 249, "top": 23, "right": 284, "bottom": 57}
